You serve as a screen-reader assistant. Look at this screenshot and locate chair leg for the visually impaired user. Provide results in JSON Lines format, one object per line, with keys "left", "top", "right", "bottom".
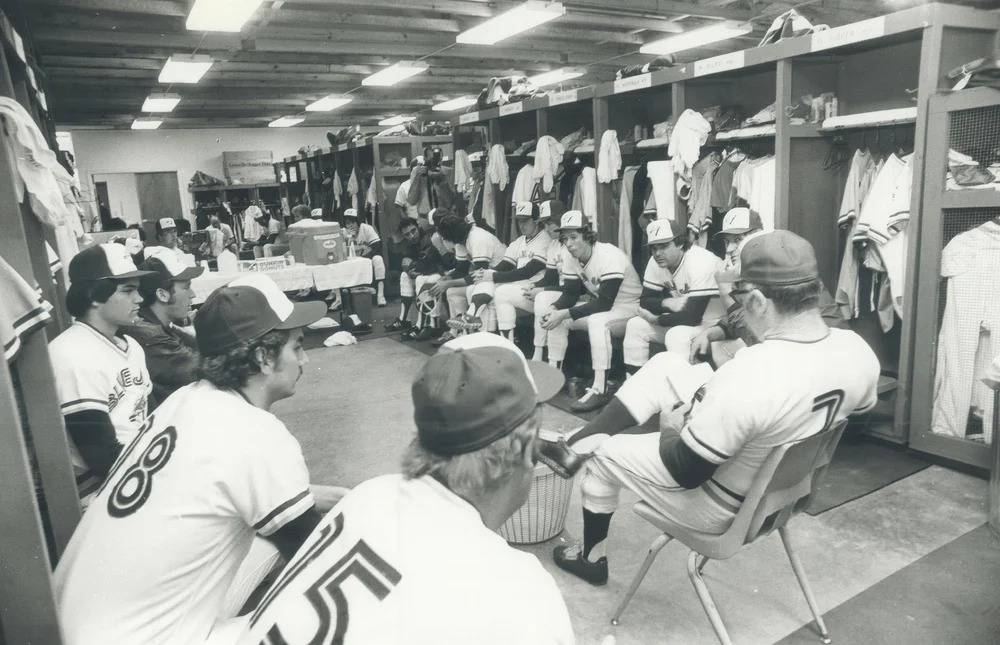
{"left": 779, "top": 526, "right": 832, "bottom": 644}
{"left": 610, "top": 533, "right": 673, "bottom": 626}
{"left": 687, "top": 551, "right": 733, "bottom": 645}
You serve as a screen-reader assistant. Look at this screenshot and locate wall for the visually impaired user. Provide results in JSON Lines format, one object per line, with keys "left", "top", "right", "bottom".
{"left": 67, "top": 127, "right": 338, "bottom": 223}
{"left": 92, "top": 172, "right": 141, "bottom": 224}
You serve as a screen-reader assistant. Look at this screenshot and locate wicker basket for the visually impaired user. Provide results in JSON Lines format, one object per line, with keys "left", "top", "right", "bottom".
{"left": 499, "top": 463, "right": 574, "bottom": 545}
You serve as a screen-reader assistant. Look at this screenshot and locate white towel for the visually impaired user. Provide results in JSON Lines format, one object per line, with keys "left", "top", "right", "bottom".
{"left": 533, "top": 135, "right": 564, "bottom": 194}
{"left": 512, "top": 164, "right": 536, "bottom": 202}
{"left": 333, "top": 170, "right": 343, "bottom": 207}
{"left": 454, "top": 149, "right": 473, "bottom": 193}
{"left": 347, "top": 169, "right": 360, "bottom": 211}
{"left": 366, "top": 177, "right": 377, "bottom": 209}
{"left": 579, "top": 167, "right": 598, "bottom": 232}
{"left": 486, "top": 145, "right": 509, "bottom": 190}
{"left": 647, "top": 160, "right": 677, "bottom": 222}
{"left": 668, "top": 109, "right": 712, "bottom": 181}
{"left": 324, "top": 331, "right": 357, "bottom": 346}
{"left": 597, "top": 130, "right": 622, "bottom": 183}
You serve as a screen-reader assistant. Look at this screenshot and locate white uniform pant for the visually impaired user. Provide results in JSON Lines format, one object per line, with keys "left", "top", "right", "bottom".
{"left": 533, "top": 290, "right": 637, "bottom": 371}
{"left": 623, "top": 319, "right": 712, "bottom": 367}
{"left": 370, "top": 255, "right": 385, "bottom": 281}
{"left": 400, "top": 271, "right": 416, "bottom": 297}
{"left": 446, "top": 283, "right": 496, "bottom": 332}
{"left": 493, "top": 280, "right": 534, "bottom": 331}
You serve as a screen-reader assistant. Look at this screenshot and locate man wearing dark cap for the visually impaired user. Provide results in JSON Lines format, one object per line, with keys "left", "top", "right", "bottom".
{"left": 121, "top": 246, "right": 205, "bottom": 408}
{"left": 544, "top": 230, "right": 881, "bottom": 586}
{"left": 240, "top": 333, "right": 575, "bottom": 645}
{"left": 55, "top": 274, "right": 344, "bottom": 645}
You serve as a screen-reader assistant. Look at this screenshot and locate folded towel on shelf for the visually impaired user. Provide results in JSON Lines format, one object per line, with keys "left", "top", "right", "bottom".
{"left": 533, "top": 136, "right": 565, "bottom": 194}
{"left": 597, "top": 130, "right": 621, "bottom": 183}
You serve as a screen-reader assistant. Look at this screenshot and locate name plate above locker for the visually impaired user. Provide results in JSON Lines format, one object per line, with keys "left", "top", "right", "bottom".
{"left": 499, "top": 102, "right": 524, "bottom": 116}
{"left": 459, "top": 112, "right": 480, "bottom": 124}
{"left": 811, "top": 17, "right": 886, "bottom": 52}
{"left": 694, "top": 51, "right": 745, "bottom": 77}
{"left": 613, "top": 73, "right": 652, "bottom": 94}
{"left": 548, "top": 89, "right": 579, "bottom": 107}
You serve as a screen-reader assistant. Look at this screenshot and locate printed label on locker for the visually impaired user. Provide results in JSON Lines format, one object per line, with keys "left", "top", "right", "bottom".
{"left": 26, "top": 67, "right": 37, "bottom": 90}
{"left": 12, "top": 29, "right": 25, "bottom": 63}
{"left": 549, "top": 89, "right": 579, "bottom": 107}
{"left": 694, "top": 51, "right": 745, "bottom": 77}
{"left": 459, "top": 112, "right": 480, "bottom": 124}
{"left": 499, "top": 102, "right": 524, "bottom": 116}
{"left": 613, "top": 73, "right": 652, "bottom": 94}
{"left": 811, "top": 17, "right": 885, "bottom": 52}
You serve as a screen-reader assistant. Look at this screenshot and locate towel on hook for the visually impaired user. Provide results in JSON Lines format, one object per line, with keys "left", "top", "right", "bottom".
{"left": 454, "top": 149, "right": 473, "bottom": 193}
{"left": 486, "top": 145, "right": 509, "bottom": 190}
{"left": 533, "top": 135, "right": 564, "bottom": 194}
{"left": 597, "top": 130, "right": 622, "bottom": 183}
{"left": 668, "top": 109, "right": 712, "bottom": 181}
{"left": 347, "top": 169, "right": 360, "bottom": 210}
{"left": 332, "top": 170, "right": 343, "bottom": 207}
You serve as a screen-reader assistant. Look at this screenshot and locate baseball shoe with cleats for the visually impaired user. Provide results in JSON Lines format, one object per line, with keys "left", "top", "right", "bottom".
{"left": 535, "top": 437, "right": 591, "bottom": 479}
{"left": 385, "top": 319, "right": 412, "bottom": 332}
{"left": 446, "top": 314, "right": 481, "bottom": 332}
{"left": 570, "top": 387, "right": 613, "bottom": 413}
{"left": 553, "top": 543, "right": 608, "bottom": 586}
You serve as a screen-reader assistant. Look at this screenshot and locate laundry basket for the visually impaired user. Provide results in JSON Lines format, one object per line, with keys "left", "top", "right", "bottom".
{"left": 499, "top": 462, "right": 574, "bottom": 545}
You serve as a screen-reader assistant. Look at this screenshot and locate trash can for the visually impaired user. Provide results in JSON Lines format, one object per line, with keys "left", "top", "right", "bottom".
{"left": 499, "top": 463, "right": 574, "bottom": 545}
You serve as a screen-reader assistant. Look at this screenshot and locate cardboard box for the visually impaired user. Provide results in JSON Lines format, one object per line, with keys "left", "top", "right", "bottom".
{"left": 223, "top": 151, "right": 275, "bottom": 185}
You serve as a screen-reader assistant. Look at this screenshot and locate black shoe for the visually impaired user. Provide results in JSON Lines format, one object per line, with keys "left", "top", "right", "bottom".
{"left": 553, "top": 543, "right": 608, "bottom": 586}
{"left": 570, "top": 388, "right": 614, "bottom": 413}
{"left": 412, "top": 326, "right": 442, "bottom": 342}
{"left": 431, "top": 330, "right": 458, "bottom": 348}
{"left": 385, "top": 319, "right": 412, "bottom": 332}
{"left": 535, "top": 438, "right": 591, "bottom": 479}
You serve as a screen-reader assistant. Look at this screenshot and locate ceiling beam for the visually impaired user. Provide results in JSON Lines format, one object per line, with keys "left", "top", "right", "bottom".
{"left": 30, "top": 0, "right": 188, "bottom": 17}
{"left": 263, "top": 10, "right": 462, "bottom": 33}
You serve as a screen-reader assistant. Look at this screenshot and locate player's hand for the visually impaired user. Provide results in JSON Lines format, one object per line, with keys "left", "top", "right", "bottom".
{"left": 662, "top": 297, "right": 685, "bottom": 313}
{"left": 428, "top": 282, "right": 446, "bottom": 298}
{"left": 522, "top": 285, "right": 541, "bottom": 300}
{"left": 689, "top": 330, "right": 712, "bottom": 364}
{"left": 412, "top": 165, "right": 428, "bottom": 178}
{"left": 478, "top": 269, "right": 494, "bottom": 283}
{"left": 401, "top": 258, "right": 413, "bottom": 270}
{"left": 541, "top": 309, "right": 569, "bottom": 330}
{"left": 662, "top": 401, "right": 693, "bottom": 434}
{"left": 637, "top": 308, "right": 659, "bottom": 324}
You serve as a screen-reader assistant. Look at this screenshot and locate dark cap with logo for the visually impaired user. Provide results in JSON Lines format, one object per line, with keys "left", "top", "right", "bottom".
{"left": 739, "top": 230, "right": 819, "bottom": 286}
{"left": 69, "top": 243, "right": 155, "bottom": 284}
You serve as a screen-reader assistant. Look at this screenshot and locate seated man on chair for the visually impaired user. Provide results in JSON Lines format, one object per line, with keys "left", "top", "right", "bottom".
{"left": 545, "top": 230, "right": 881, "bottom": 586}
{"left": 389, "top": 217, "right": 446, "bottom": 333}
{"left": 343, "top": 208, "right": 387, "bottom": 307}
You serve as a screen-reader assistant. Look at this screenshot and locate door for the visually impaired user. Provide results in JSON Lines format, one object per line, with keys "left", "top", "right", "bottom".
{"left": 135, "top": 172, "right": 184, "bottom": 239}
{"left": 94, "top": 181, "right": 112, "bottom": 229}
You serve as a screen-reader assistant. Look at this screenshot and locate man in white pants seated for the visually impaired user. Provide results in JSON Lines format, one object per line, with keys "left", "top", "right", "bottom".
{"left": 535, "top": 210, "right": 642, "bottom": 413}
{"left": 54, "top": 274, "right": 349, "bottom": 645}
{"left": 623, "top": 218, "right": 723, "bottom": 375}
{"left": 494, "top": 200, "right": 566, "bottom": 344}
{"left": 453, "top": 201, "right": 554, "bottom": 334}
{"left": 541, "top": 231, "right": 881, "bottom": 586}
{"left": 343, "top": 208, "right": 387, "bottom": 306}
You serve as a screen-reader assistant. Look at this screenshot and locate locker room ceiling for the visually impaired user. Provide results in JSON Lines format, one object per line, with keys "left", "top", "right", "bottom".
{"left": 22, "top": 0, "right": 998, "bottom": 130}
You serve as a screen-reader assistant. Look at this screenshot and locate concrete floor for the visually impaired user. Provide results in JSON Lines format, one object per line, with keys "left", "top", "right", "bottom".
{"left": 276, "top": 337, "right": 993, "bottom": 645}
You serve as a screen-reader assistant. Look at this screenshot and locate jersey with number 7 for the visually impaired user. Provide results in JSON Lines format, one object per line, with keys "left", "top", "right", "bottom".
{"left": 679, "top": 328, "right": 880, "bottom": 508}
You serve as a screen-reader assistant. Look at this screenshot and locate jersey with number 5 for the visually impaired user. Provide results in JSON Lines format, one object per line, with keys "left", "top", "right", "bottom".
{"left": 53, "top": 381, "right": 315, "bottom": 645}
{"left": 680, "top": 328, "right": 880, "bottom": 512}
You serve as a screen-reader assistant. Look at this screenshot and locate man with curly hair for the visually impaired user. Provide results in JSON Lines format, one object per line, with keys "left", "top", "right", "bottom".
{"left": 55, "top": 274, "right": 349, "bottom": 645}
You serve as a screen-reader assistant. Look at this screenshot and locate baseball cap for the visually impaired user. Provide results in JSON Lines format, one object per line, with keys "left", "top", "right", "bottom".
{"left": 138, "top": 247, "right": 205, "bottom": 294}
{"left": 557, "top": 210, "right": 589, "bottom": 232}
{"left": 69, "top": 243, "right": 155, "bottom": 284}
{"left": 157, "top": 218, "right": 176, "bottom": 232}
{"left": 538, "top": 200, "right": 566, "bottom": 223}
{"left": 739, "top": 230, "right": 819, "bottom": 286}
{"left": 645, "top": 219, "right": 684, "bottom": 246}
{"left": 412, "top": 333, "right": 565, "bottom": 455}
{"left": 194, "top": 273, "right": 327, "bottom": 356}
{"left": 513, "top": 202, "right": 538, "bottom": 219}
{"left": 715, "top": 207, "right": 764, "bottom": 238}
{"left": 310, "top": 208, "right": 323, "bottom": 219}
{"left": 344, "top": 208, "right": 359, "bottom": 220}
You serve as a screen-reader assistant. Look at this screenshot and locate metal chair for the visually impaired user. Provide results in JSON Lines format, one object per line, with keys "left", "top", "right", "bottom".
{"left": 611, "top": 420, "right": 849, "bottom": 645}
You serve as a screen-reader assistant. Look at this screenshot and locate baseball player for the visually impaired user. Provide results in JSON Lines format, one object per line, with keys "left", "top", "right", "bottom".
{"left": 389, "top": 217, "right": 444, "bottom": 332}
{"left": 493, "top": 199, "right": 567, "bottom": 344}
{"left": 238, "top": 333, "right": 574, "bottom": 645}
{"left": 427, "top": 214, "right": 506, "bottom": 346}
{"left": 534, "top": 211, "right": 641, "bottom": 413}
{"left": 448, "top": 201, "right": 553, "bottom": 333}
{"left": 121, "top": 247, "right": 205, "bottom": 408}
{"left": 343, "top": 208, "right": 387, "bottom": 306}
{"left": 48, "top": 243, "right": 154, "bottom": 500}
{"left": 153, "top": 217, "right": 188, "bottom": 264}
{"left": 542, "top": 231, "right": 880, "bottom": 586}
{"left": 54, "top": 273, "right": 345, "bottom": 645}
{"left": 622, "top": 218, "right": 724, "bottom": 373}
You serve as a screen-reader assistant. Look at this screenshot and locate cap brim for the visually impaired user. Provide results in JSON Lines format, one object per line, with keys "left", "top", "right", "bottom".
{"left": 113, "top": 270, "right": 158, "bottom": 279}
{"left": 645, "top": 236, "right": 680, "bottom": 246}
{"left": 276, "top": 300, "right": 328, "bottom": 330}
{"left": 558, "top": 225, "right": 584, "bottom": 232}
{"left": 714, "top": 227, "right": 752, "bottom": 238}
{"left": 175, "top": 266, "right": 205, "bottom": 281}
{"left": 527, "top": 361, "right": 565, "bottom": 402}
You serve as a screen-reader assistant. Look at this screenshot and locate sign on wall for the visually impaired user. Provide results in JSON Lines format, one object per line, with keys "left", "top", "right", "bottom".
{"left": 222, "top": 151, "right": 275, "bottom": 185}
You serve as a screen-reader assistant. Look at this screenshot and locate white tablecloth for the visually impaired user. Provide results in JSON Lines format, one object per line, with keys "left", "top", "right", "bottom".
{"left": 191, "top": 258, "right": 373, "bottom": 302}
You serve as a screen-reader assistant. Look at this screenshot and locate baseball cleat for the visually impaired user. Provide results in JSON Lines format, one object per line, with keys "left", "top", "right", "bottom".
{"left": 553, "top": 543, "right": 608, "bottom": 586}
{"left": 446, "top": 314, "right": 481, "bottom": 332}
{"left": 385, "top": 319, "right": 412, "bottom": 332}
{"left": 536, "top": 438, "right": 591, "bottom": 479}
{"left": 570, "top": 387, "right": 613, "bottom": 413}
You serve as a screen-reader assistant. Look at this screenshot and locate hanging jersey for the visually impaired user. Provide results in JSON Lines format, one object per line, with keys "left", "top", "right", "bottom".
{"left": 456, "top": 226, "right": 506, "bottom": 268}
{"left": 503, "top": 231, "right": 551, "bottom": 270}
{"left": 837, "top": 149, "right": 875, "bottom": 227}
{"left": 239, "top": 475, "right": 574, "bottom": 645}
{"left": 1, "top": 255, "right": 52, "bottom": 363}
{"left": 681, "top": 328, "right": 879, "bottom": 514}
{"left": 561, "top": 242, "right": 642, "bottom": 308}
{"left": 54, "top": 381, "right": 315, "bottom": 645}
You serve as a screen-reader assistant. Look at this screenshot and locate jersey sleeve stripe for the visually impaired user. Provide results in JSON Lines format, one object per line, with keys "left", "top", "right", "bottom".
{"left": 253, "top": 489, "right": 313, "bottom": 534}
{"left": 680, "top": 427, "right": 731, "bottom": 464}
{"left": 643, "top": 280, "right": 665, "bottom": 290}
{"left": 700, "top": 482, "right": 741, "bottom": 514}
{"left": 61, "top": 398, "right": 110, "bottom": 414}
{"left": 600, "top": 272, "right": 625, "bottom": 280}
{"left": 685, "top": 287, "right": 719, "bottom": 296}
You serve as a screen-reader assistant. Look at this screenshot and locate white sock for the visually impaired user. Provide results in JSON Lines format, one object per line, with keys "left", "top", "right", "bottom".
{"left": 377, "top": 282, "right": 385, "bottom": 300}
{"left": 587, "top": 539, "right": 607, "bottom": 563}
{"left": 548, "top": 358, "right": 561, "bottom": 368}
{"left": 502, "top": 329, "right": 514, "bottom": 341}
{"left": 399, "top": 303, "right": 407, "bottom": 320}
{"left": 592, "top": 369, "right": 607, "bottom": 394}
{"left": 532, "top": 346, "right": 544, "bottom": 361}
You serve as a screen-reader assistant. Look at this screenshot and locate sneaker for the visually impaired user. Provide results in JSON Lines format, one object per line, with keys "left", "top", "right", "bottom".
{"left": 553, "top": 542, "right": 608, "bottom": 586}
{"left": 447, "top": 314, "right": 481, "bottom": 332}
{"left": 385, "top": 319, "right": 412, "bottom": 332}
{"left": 535, "top": 437, "right": 592, "bottom": 479}
{"left": 570, "top": 387, "right": 613, "bottom": 413}
{"left": 431, "top": 330, "right": 458, "bottom": 347}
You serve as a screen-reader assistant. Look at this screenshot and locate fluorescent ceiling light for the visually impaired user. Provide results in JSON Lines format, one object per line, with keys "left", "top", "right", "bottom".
{"left": 187, "top": 0, "right": 265, "bottom": 32}
{"left": 529, "top": 67, "right": 584, "bottom": 87}
{"left": 433, "top": 96, "right": 478, "bottom": 112}
{"left": 457, "top": 1, "right": 566, "bottom": 45}
{"left": 362, "top": 61, "right": 428, "bottom": 87}
{"left": 269, "top": 116, "right": 305, "bottom": 128}
{"left": 306, "top": 95, "right": 353, "bottom": 112}
{"left": 158, "top": 54, "right": 214, "bottom": 84}
{"left": 640, "top": 21, "right": 753, "bottom": 55}
{"left": 379, "top": 115, "right": 416, "bottom": 126}
{"left": 131, "top": 118, "right": 163, "bottom": 130}
{"left": 142, "top": 93, "right": 181, "bottom": 113}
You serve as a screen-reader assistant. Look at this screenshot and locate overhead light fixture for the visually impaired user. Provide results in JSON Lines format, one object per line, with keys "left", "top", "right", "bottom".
{"left": 457, "top": 1, "right": 566, "bottom": 46}
{"left": 131, "top": 118, "right": 163, "bottom": 130}
{"left": 379, "top": 115, "right": 416, "bottom": 126}
{"left": 433, "top": 96, "right": 478, "bottom": 112}
{"left": 306, "top": 95, "right": 353, "bottom": 112}
{"left": 142, "top": 93, "right": 182, "bottom": 113}
{"left": 158, "top": 54, "right": 214, "bottom": 84}
{"left": 529, "top": 67, "right": 584, "bottom": 87}
{"left": 362, "top": 61, "right": 429, "bottom": 87}
{"left": 639, "top": 21, "right": 753, "bottom": 55}
{"left": 269, "top": 116, "right": 305, "bottom": 128}
{"left": 186, "top": 0, "right": 266, "bottom": 32}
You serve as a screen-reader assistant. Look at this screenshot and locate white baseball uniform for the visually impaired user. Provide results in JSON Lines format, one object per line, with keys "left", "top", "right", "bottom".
{"left": 484, "top": 230, "right": 552, "bottom": 330}
{"left": 351, "top": 222, "right": 385, "bottom": 281}
{"left": 1, "top": 254, "right": 52, "bottom": 363}
{"left": 238, "top": 474, "right": 574, "bottom": 645}
{"left": 582, "top": 328, "right": 880, "bottom": 533}
{"left": 624, "top": 246, "right": 723, "bottom": 367}
{"left": 54, "top": 381, "right": 316, "bottom": 645}
{"left": 534, "top": 242, "right": 640, "bottom": 370}
{"left": 49, "top": 321, "right": 152, "bottom": 498}
{"left": 446, "top": 227, "right": 507, "bottom": 325}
